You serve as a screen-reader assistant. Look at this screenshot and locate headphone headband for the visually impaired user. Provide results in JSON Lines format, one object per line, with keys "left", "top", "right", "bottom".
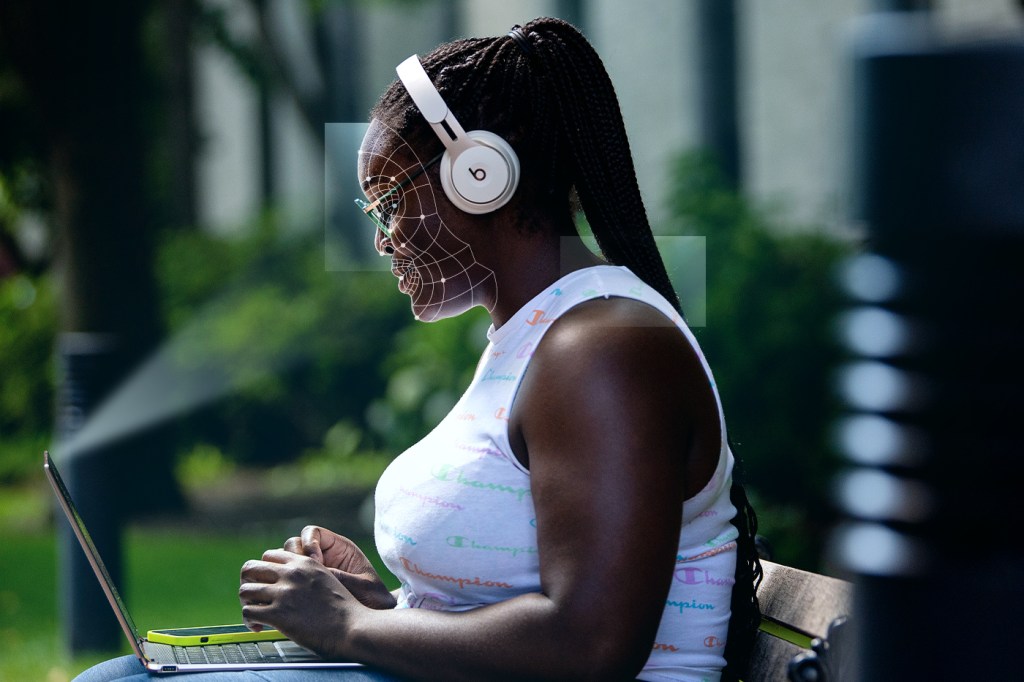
{"left": 395, "top": 56, "right": 446, "bottom": 124}
{"left": 396, "top": 56, "right": 473, "bottom": 159}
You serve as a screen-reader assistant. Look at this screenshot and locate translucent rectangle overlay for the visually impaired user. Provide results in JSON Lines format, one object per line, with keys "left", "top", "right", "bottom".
{"left": 576, "top": 235, "right": 707, "bottom": 327}
{"left": 325, "top": 122, "right": 388, "bottom": 272}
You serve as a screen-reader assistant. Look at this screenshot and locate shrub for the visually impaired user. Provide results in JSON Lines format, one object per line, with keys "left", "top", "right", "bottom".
{"left": 667, "top": 151, "right": 854, "bottom": 570}
{"left": 0, "top": 273, "right": 56, "bottom": 483}
{"left": 155, "top": 222, "right": 411, "bottom": 466}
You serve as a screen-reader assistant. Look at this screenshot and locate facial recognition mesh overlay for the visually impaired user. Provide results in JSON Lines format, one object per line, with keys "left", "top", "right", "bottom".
{"left": 345, "top": 120, "right": 498, "bottom": 323}
{"left": 572, "top": 235, "right": 707, "bottom": 327}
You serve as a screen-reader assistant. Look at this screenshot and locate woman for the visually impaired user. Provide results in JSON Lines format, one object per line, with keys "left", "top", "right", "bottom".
{"left": 76, "top": 17, "right": 760, "bottom": 682}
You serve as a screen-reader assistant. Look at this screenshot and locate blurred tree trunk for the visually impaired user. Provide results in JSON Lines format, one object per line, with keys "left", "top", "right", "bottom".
{"left": 1, "top": 0, "right": 183, "bottom": 652}
{"left": 164, "top": 0, "right": 199, "bottom": 230}
{"left": 555, "top": 0, "right": 585, "bottom": 32}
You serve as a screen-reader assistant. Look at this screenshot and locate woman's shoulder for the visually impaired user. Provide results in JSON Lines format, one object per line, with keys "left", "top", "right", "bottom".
{"left": 529, "top": 295, "right": 704, "bottom": 392}
{"left": 542, "top": 294, "right": 684, "bottom": 349}
{"left": 511, "top": 291, "right": 721, "bottom": 485}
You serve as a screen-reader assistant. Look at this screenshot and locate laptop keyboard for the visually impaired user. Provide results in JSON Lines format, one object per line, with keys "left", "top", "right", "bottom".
{"left": 173, "top": 641, "right": 284, "bottom": 664}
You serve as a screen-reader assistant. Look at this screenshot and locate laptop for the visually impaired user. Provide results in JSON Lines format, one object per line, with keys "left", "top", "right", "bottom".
{"left": 44, "top": 451, "right": 364, "bottom": 674}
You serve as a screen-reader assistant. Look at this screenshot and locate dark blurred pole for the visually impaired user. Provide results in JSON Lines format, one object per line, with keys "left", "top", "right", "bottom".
{"left": 438, "top": 0, "right": 459, "bottom": 41}
{"left": 259, "top": 72, "right": 276, "bottom": 208}
{"left": 164, "top": 0, "right": 199, "bottom": 230}
{"left": 319, "top": 0, "right": 366, "bottom": 261}
{"left": 835, "top": 11, "right": 1024, "bottom": 679}
{"left": 320, "top": 0, "right": 362, "bottom": 123}
{"left": 55, "top": 335, "right": 125, "bottom": 651}
{"left": 555, "top": 0, "right": 585, "bottom": 32}
{"left": 871, "top": 0, "right": 932, "bottom": 10}
{"left": 695, "top": 0, "right": 740, "bottom": 189}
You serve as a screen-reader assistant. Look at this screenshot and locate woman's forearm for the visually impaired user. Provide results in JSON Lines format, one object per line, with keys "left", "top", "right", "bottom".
{"left": 345, "top": 593, "right": 644, "bottom": 682}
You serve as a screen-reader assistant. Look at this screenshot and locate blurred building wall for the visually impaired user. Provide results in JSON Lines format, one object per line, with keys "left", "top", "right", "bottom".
{"left": 192, "top": 0, "right": 1024, "bottom": 235}
{"left": 587, "top": 0, "right": 699, "bottom": 229}
{"left": 194, "top": 0, "right": 261, "bottom": 235}
{"left": 741, "top": 0, "right": 867, "bottom": 232}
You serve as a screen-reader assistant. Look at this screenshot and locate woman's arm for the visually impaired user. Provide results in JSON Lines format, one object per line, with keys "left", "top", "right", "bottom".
{"left": 241, "top": 298, "right": 721, "bottom": 682}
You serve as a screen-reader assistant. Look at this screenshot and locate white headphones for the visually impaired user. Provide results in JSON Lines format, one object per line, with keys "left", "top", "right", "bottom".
{"left": 396, "top": 54, "right": 520, "bottom": 215}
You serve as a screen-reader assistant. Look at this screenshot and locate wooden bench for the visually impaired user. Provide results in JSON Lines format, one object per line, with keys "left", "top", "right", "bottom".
{"left": 744, "top": 560, "right": 855, "bottom": 682}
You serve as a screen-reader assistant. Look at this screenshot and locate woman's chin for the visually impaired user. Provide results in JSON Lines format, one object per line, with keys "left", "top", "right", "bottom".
{"left": 412, "top": 300, "right": 459, "bottom": 323}
{"left": 411, "top": 291, "right": 476, "bottom": 323}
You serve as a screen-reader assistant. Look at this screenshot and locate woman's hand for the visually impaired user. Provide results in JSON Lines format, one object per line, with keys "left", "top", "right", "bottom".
{"left": 282, "top": 526, "right": 397, "bottom": 610}
{"left": 239, "top": 549, "right": 361, "bottom": 658}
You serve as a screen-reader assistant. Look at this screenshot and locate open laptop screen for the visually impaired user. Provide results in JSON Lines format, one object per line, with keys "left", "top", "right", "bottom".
{"left": 44, "top": 451, "right": 143, "bottom": 645}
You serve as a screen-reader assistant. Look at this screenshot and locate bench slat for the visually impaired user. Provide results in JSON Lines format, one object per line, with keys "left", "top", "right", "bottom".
{"left": 743, "top": 560, "right": 854, "bottom": 682}
{"left": 758, "top": 560, "right": 852, "bottom": 639}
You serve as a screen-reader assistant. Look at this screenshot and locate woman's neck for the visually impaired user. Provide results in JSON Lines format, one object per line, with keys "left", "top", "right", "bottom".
{"left": 486, "top": 228, "right": 605, "bottom": 329}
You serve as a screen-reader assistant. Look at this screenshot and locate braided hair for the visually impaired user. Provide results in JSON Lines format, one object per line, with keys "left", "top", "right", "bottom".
{"left": 371, "top": 17, "right": 762, "bottom": 680}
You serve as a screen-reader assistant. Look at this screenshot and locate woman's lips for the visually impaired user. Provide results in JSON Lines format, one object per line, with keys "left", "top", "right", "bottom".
{"left": 393, "top": 264, "right": 417, "bottom": 294}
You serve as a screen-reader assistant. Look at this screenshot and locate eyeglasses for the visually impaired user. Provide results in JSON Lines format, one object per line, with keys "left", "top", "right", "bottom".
{"left": 354, "top": 153, "right": 443, "bottom": 238}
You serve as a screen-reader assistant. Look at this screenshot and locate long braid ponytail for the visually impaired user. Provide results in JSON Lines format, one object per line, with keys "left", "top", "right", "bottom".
{"left": 525, "top": 19, "right": 682, "bottom": 312}
{"left": 523, "top": 22, "right": 763, "bottom": 678}
{"left": 371, "top": 17, "right": 762, "bottom": 679}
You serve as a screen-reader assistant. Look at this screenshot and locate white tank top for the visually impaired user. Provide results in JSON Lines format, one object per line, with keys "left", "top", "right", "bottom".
{"left": 374, "top": 265, "right": 738, "bottom": 682}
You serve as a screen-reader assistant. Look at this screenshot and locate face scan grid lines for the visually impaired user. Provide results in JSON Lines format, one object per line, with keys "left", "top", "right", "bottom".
{"left": 358, "top": 121, "right": 498, "bottom": 323}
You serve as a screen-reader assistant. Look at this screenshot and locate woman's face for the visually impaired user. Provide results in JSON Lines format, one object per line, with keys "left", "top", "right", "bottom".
{"left": 357, "top": 120, "right": 496, "bottom": 322}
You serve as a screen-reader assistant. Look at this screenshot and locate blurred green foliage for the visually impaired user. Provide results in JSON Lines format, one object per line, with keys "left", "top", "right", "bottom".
{"left": 0, "top": 272, "right": 56, "bottom": 483}
{"left": 154, "top": 220, "right": 406, "bottom": 465}
{"left": 368, "top": 307, "right": 490, "bottom": 452}
{"left": 153, "top": 218, "right": 489, "bottom": 474}
{"left": 668, "top": 151, "right": 854, "bottom": 569}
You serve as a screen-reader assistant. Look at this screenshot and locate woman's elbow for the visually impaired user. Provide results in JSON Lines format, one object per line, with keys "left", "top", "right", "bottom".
{"left": 562, "top": 622, "right": 653, "bottom": 682}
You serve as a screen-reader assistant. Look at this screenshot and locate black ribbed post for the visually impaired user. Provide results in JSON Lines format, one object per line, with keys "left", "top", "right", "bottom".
{"left": 835, "top": 12, "right": 1024, "bottom": 680}
{"left": 55, "top": 334, "right": 124, "bottom": 653}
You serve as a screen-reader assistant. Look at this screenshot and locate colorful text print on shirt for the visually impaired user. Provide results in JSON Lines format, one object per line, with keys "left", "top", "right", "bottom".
{"left": 399, "top": 557, "right": 515, "bottom": 590}
{"left": 454, "top": 442, "right": 505, "bottom": 460}
{"left": 430, "top": 463, "right": 532, "bottom": 502}
{"left": 399, "top": 485, "right": 466, "bottom": 511}
{"left": 481, "top": 368, "right": 517, "bottom": 382}
{"left": 676, "top": 540, "right": 737, "bottom": 564}
{"left": 525, "top": 309, "right": 554, "bottom": 326}
{"left": 446, "top": 535, "right": 538, "bottom": 559}
{"left": 666, "top": 598, "right": 717, "bottom": 614}
{"left": 673, "top": 567, "right": 735, "bottom": 587}
{"left": 378, "top": 520, "right": 417, "bottom": 546}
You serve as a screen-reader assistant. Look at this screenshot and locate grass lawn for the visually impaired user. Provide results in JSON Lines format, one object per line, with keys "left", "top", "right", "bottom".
{"left": 0, "top": 521, "right": 392, "bottom": 681}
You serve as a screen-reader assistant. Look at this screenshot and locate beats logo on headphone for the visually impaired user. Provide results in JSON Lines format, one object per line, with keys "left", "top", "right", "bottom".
{"left": 396, "top": 55, "right": 520, "bottom": 215}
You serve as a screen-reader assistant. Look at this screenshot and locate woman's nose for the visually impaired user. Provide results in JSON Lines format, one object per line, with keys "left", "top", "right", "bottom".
{"left": 375, "top": 229, "right": 395, "bottom": 256}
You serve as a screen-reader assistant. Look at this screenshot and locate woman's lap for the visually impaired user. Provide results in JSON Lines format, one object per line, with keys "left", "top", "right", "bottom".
{"left": 72, "top": 655, "right": 404, "bottom": 682}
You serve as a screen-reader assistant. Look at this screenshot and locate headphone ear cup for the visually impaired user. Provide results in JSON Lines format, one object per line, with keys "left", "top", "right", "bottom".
{"left": 440, "top": 130, "right": 520, "bottom": 215}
